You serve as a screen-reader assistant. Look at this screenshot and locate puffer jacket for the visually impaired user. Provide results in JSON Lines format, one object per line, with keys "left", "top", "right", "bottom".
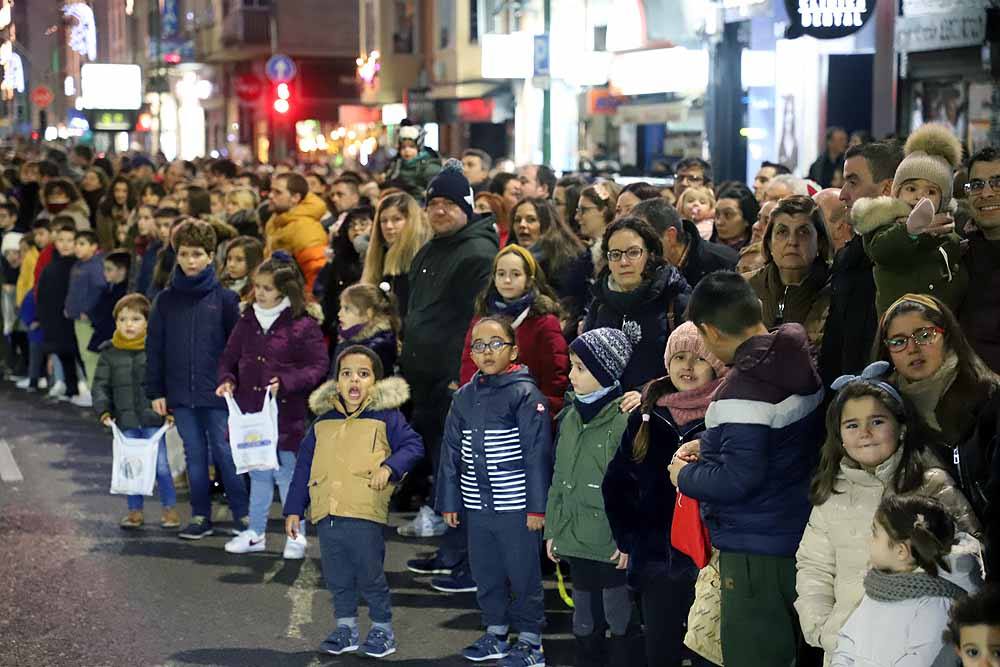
{"left": 677, "top": 323, "right": 825, "bottom": 557}
{"left": 795, "top": 447, "right": 982, "bottom": 657}
{"left": 854, "top": 196, "right": 967, "bottom": 317}
{"left": 283, "top": 377, "right": 424, "bottom": 525}
{"left": 332, "top": 320, "right": 398, "bottom": 378}
{"left": 830, "top": 533, "right": 984, "bottom": 667}
{"left": 748, "top": 260, "right": 831, "bottom": 350}
{"left": 217, "top": 303, "right": 329, "bottom": 452}
{"left": 264, "top": 192, "right": 329, "bottom": 294}
{"left": 92, "top": 339, "right": 164, "bottom": 430}
{"left": 436, "top": 365, "right": 553, "bottom": 515}
{"left": 146, "top": 265, "right": 240, "bottom": 409}
{"left": 544, "top": 395, "right": 629, "bottom": 563}
{"left": 583, "top": 263, "right": 691, "bottom": 391}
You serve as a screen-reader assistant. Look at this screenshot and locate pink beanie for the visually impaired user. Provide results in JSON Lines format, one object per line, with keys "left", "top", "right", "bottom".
{"left": 664, "top": 322, "right": 727, "bottom": 379}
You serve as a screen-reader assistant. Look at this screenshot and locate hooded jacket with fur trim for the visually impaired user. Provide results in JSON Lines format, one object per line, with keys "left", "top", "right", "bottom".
{"left": 854, "top": 195, "right": 967, "bottom": 316}
{"left": 217, "top": 302, "right": 329, "bottom": 452}
{"left": 283, "top": 376, "right": 424, "bottom": 525}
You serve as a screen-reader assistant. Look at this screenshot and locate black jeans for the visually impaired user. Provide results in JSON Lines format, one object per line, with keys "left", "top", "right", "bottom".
{"left": 636, "top": 562, "right": 715, "bottom": 667}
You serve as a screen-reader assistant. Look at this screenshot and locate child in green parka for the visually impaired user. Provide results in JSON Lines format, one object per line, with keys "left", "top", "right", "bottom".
{"left": 383, "top": 124, "right": 441, "bottom": 201}
{"left": 544, "top": 327, "right": 638, "bottom": 667}
{"left": 853, "top": 123, "right": 968, "bottom": 317}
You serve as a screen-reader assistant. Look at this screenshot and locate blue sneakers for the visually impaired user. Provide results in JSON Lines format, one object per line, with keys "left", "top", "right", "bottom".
{"left": 462, "top": 632, "right": 510, "bottom": 662}
{"left": 430, "top": 568, "right": 478, "bottom": 593}
{"left": 177, "top": 516, "right": 213, "bottom": 540}
{"left": 319, "top": 625, "right": 360, "bottom": 655}
{"left": 360, "top": 627, "right": 397, "bottom": 658}
{"left": 499, "top": 640, "right": 545, "bottom": 666}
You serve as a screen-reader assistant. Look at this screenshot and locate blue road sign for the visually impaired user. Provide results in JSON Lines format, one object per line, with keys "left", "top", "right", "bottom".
{"left": 533, "top": 34, "right": 550, "bottom": 78}
{"left": 265, "top": 55, "right": 297, "bottom": 84}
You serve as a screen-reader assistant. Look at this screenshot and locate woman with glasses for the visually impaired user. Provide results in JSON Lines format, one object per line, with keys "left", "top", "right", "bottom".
{"left": 749, "top": 195, "right": 833, "bottom": 353}
{"left": 581, "top": 217, "right": 690, "bottom": 392}
{"left": 875, "top": 293, "right": 999, "bottom": 579}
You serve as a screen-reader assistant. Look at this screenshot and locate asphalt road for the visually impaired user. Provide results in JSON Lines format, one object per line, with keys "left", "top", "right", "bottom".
{"left": 0, "top": 383, "right": 574, "bottom": 667}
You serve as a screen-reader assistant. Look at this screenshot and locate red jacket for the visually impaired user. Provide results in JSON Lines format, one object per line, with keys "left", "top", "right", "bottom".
{"left": 33, "top": 244, "right": 54, "bottom": 297}
{"left": 460, "top": 313, "right": 570, "bottom": 414}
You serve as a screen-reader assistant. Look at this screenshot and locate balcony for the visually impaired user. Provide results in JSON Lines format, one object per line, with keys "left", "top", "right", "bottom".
{"left": 221, "top": 7, "right": 271, "bottom": 48}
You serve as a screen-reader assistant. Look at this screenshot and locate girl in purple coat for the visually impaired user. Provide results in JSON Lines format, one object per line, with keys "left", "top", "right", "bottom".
{"left": 216, "top": 253, "right": 330, "bottom": 558}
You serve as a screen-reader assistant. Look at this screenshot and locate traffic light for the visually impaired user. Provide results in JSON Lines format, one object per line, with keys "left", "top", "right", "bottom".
{"left": 273, "top": 82, "right": 291, "bottom": 114}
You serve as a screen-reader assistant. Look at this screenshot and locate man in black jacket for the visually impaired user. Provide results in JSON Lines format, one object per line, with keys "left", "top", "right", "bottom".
{"left": 820, "top": 140, "right": 902, "bottom": 388}
{"left": 632, "top": 198, "right": 737, "bottom": 289}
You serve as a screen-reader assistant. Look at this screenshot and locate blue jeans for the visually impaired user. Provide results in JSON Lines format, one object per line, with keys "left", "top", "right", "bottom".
{"left": 467, "top": 509, "right": 545, "bottom": 636}
{"left": 316, "top": 516, "right": 392, "bottom": 625}
{"left": 248, "top": 450, "right": 299, "bottom": 535}
{"left": 172, "top": 406, "right": 249, "bottom": 521}
{"left": 126, "top": 427, "right": 177, "bottom": 511}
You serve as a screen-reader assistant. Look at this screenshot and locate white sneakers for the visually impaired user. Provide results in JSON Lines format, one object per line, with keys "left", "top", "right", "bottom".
{"left": 47, "top": 380, "right": 67, "bottom": 399}
{"left": 283, "top": 533, "right": 308, "bottom": 560}
{"left": 70, "top": 393, "right": 93, "bottom": 408}
{"left": 397, "top": 505, "right": 448, "bottom": 537}
{"left": 15, "top": 378, "right": 31, "bottom": 390}
{"left": 225, "top": 530, "right": 267, "bottom": 554}
{"left": 224, "top": 529, "right": 309, "bottom": 559}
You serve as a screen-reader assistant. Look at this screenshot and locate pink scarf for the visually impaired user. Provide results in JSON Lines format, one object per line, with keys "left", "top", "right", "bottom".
{"left": 657, "top": 377, "right": 724, "bottom": 426}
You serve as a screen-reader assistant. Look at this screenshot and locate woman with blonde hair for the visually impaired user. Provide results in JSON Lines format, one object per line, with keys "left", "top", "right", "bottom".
{"left": 225, "top": 187, "right": 261, "bottom": 239}
{"left": 361, "top": 191, "right": 432, "bottom": 320}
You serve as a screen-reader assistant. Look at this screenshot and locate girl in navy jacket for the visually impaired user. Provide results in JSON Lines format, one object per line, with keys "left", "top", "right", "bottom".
{"left": 436, "top": 316, "right": 553, "bottom": 667}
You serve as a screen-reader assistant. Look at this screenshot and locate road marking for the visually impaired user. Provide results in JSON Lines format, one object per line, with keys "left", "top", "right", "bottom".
{"left": 285, "top": 555, "right": 321, "bottom": 639}
{"left": 262, "top": 558, "right": 283, "bottom": 584}
{"left": 0, "top": 439, "right": 23, "bottom": 482}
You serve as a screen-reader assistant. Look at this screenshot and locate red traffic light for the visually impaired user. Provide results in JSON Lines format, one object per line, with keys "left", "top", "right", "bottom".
{"left": 273, "top": 83, "right": 291, "bottom": 114}
{"left": 273, "top": 99, "right": 290, "bottom": 114}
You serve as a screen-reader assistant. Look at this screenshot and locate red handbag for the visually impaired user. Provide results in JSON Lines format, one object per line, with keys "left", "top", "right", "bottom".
{"left": 670, "top": 491, "right": 712, "bottom": 568}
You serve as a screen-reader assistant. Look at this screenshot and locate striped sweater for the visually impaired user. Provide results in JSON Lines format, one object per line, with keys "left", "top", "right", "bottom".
{"left": 437, "top": 366, "right": 553, "bottom": 515}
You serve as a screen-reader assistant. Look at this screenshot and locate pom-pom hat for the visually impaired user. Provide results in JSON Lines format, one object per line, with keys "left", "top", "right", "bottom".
{"left": 892, "top": 123, "right": 964, "bottom": 211}
{"left": 426, "top": 158, "right": 474, "bottom": 220}
{"left": 570, "top": 327, "right": 634, "bottom": 388}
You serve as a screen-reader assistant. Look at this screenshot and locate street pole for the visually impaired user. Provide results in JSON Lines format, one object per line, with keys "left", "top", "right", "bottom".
{"left": 155, "top": 5, "right": 162, "bottom": 156}
{"left": 542, "top": 0, "right": 551, "bottom": 166}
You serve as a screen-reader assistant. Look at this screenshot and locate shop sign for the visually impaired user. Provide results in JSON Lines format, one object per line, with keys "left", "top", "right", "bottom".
{"left": 457, "top": 98, "right": 494, "bottom": 123}
{"left": 784, "top": 0, "right": 876, "bottom": 39}
{"left": 903, "top": 0, "right": 989, "bottom": 17}
{"left": 90, "top": 110, "right": 135, "bottom": 131}
{"left": 587, "top": 89, "right": 625, "bottom": 116}
{"left": 894, "top": 9, "right": 986, "bottom": 52}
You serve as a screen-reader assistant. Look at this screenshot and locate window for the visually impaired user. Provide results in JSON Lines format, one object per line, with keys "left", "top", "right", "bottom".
{"left": 594, "top": 25, "right": 607, "bottom": 52}
{"left": 437, "top": 0, "right": 454, "bottom": 49}
{"left": 469, "top": 0, "right": 478, "bottom": 43}
{"left": 393, "top": 0, "right": 417, "bottom": 54}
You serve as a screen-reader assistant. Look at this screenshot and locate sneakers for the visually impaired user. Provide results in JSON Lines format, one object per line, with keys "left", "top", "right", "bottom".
{"left": 178, "top": 516, "right": 214, "bottom": 540}
{"left": 15, "top": 377, "right": 31, "bottom": 390}
{"left": 38, "top": 377, "right": 48, "bottom": 390}
{"left": 225, "top": 529, "right": 266, "bottom": 554}
{"left": 319, "top": 625, "right": 360, "bottom": 655}
{"left": 431, "top": 569, "right": 478, "bottom": 593}
{"left": 499, "top": 640, "right": 545, "bottom": 666}
{"left": 397, "top": 505, "right": 448, "bottom": 537}
{"left": 360, "top": 627, "right": 397, "bottom": 658}
{"left": 69, "top": 393, "right": 93, "bottom": 408}
{"left": 228, "top": 515, "right": 250, "bottom": 536}
{"left": 283, "top": 533, "right": 307, "bottom": 560}
{"left": 406, "top": 555, "right": 454, "bottom": 576}
{"left": 462, "top": 632, "right": 510, "bottom": 662}
{"left": 161, "top": 507, "right": 181, "bottom": 529}
{"left": 47, "top": 380, "right": 67, "bottom": 399}
{"left": 120, "top": 511, "right": 144, "bottom": 529}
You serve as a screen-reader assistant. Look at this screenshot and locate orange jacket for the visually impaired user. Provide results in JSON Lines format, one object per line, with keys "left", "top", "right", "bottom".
{"left": 264, "top": 193, "right": 329, "bottom": 294}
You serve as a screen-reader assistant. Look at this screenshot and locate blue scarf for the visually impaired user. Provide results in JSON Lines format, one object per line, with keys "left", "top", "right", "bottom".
{"left": 574, "top": 382, "right": 623, "bottom": 423}
{"left": 489, "top": 291, "right": 535, "bottom": 318}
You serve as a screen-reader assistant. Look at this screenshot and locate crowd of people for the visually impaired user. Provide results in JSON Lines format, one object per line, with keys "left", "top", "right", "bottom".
{"left": 0, "top": 119, "right": 998, "bottom": 667}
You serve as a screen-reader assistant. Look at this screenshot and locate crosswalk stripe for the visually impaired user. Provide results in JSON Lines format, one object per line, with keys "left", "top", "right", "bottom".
{"left": 0, "top": 439, "right": 23, "bottom": 482}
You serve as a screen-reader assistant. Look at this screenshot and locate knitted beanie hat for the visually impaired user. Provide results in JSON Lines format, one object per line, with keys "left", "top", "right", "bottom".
{"left": 426, "top": 158, "right": 474, "bottom": 221}
{"left": 1, "top": 231, "right": 23, "bottom": 255}
{"left": 664, "top": 321, "right": 727, "bottom": 379}
{"left": 892, "top": 123, "right": 963, "bottom": 210}
{"left": 570, "top": 327, "right": 634, "bottom": 388}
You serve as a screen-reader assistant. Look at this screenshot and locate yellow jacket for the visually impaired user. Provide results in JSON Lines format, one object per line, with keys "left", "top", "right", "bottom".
{"left": 264, "top": 193, "right": 329, "bottom": 295}
{"left": 16, "top": 245, "right": 38, "bottom": 306}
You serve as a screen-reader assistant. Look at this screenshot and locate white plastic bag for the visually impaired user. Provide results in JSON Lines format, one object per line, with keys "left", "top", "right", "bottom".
{"left": 110, "top": 421, "right": 172, "bottom": 496}
{"left": 225, "top": 389, "right": 279, "bottom": 474}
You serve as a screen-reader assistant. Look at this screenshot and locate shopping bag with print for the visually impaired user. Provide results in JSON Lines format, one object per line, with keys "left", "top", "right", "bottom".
{"left": 225, "top": 389, "right": 279, "bottom": 474}
{"left": 670, "top": 491, "right": 712, "bottom": 568}
{"left": 109, "top": 421, "right": 171, "bottom": 496}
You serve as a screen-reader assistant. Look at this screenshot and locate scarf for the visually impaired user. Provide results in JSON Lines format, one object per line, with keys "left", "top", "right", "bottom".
{"left": 253, "top": 297, "right": 290, "bottom": 333}
{"left": 896, "top": 351, "right": 959, "bottom": 431}
{"left": 658, "top": 376, "right": 724, "bottom": 426}
{"left": 574, "top": 382, "right": 623, "bottom": 423}
{"left": 863, "top": 568, "right": 965, "bottom": 602}
{"left": 490, "top": 292, "right": 535, "bottom": 328}
{"left": 111, "top": 330, "right": 146, "bottom": 351}
{"left": 338, "top": 322, "right": 366, "bottom": 342}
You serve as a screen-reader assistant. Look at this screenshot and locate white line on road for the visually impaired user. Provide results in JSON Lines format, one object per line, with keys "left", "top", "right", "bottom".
{"left": 285, "top": 555, "right": 321, "bottom": 639}
{"left": 0, "top": 439, "right": 23, "bottom": 482}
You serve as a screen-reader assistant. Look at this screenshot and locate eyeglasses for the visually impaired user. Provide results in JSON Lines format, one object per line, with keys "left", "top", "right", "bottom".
{"left": 676, "top": 173, "right": 704, "bottom": 184}
{"left": 964, "top": 176, "right": 1000, "bottom": 195}
{"left": 470, "top": 339, "right": 513, "bottom": 354}
{"left": 606, "top": 246, "right": 645, "bottom": 263}
{"left": 884, "top": 326, "right": 945, "bottom": 352}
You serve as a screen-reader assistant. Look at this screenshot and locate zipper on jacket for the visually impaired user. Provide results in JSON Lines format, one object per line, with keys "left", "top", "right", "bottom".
{"left": 776, "top": 285, "right": 789, "bottom": 325}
